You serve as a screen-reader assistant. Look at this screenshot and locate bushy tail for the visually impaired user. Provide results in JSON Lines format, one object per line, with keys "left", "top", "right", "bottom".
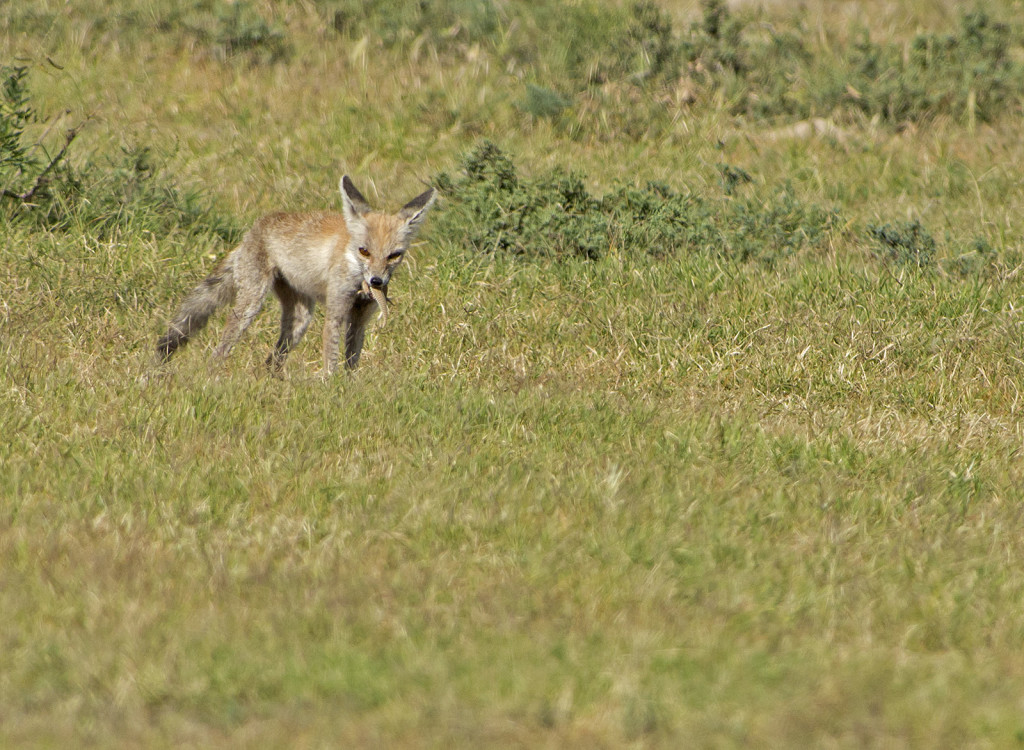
{"left": 156, "top": 256, "right": 236, "bottom": 362}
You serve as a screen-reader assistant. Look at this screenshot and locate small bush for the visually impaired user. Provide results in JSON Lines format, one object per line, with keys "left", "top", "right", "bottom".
{"left": 174, "top": 0, "right": 290, "bottom": 64}
{"left": 519, "top": 85, "right": 571, "bottom": 121}
{"left": 867, "top": 220, "right": 937, "bottom": 268}
{"left": 682, "top": 0, "right": 750, "bottom": 76}
{"left": 718, "top": 163, "right": 753, "bottom": 196}
{"left": 1, "top": 66, "right": 81, "bottom": 219}
{"left": 838, "top": 12, "right": 1020, "bottom": 124}
{"left": 329, "top": 0, "right": 503, "bottom": 53}
{"left": 330, "top": 0, "right": 676, "bottom": 89}
{"left": 433, "top": 142, "right": 606, "bottom": 259}
{"left": 212, "top": 1, "right": 289, "bottom": 63}
{"left": 599, "top": 0, "right": 682, "bottom": 85}
{"left": 945, "top": 236, "right": 999, "bottom": 278}
{"left": 66, "top": 145, "right": 239, "bottom": 242}
{"left": 727, "top": 188, "right": 839, "bottom": 264}
{"left": 0, "top": 65, "right": 238, "bottom": 242}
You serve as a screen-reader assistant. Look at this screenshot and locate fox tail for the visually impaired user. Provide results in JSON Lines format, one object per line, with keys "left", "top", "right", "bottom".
{"left": 156, "top": 255, "right": 236, "bottom": 362}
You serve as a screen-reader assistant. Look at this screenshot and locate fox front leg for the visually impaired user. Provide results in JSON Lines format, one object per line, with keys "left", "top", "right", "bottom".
{"left": 344, "top": 291, "right": 382, "bottom": 370}
{"left": 323, "top": 286, "right": 357, "bottom": 376}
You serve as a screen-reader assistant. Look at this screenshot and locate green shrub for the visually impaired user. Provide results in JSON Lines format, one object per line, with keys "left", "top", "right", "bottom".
{"left": 329, "top": 0, "right": 504, "bottom": 53}
{"left": 673, "top": 2, "right": 1024, "bottom": 124}
{"left": 1, "top": 66, "right": 80, "bottom": 219}
{"left": 172, "top": 0, "right": 291, "bottom": 64}
{"left": 433, "top": 141, "right": 606, "bottom": 259}
{"left": 329, "top": 0, "right": 676, "bottom": 88}
{"left": 602, "top": 0, "right": 682, "bottom": 85}
{"left": 837, "top": 12, "right": 1021, "bottom": 124}
{"left": 718, "top": 163, "right": 753, "bottom": 196}
{"left": 946, "top": 236, "right": 999, "bottom": 278}
{"left": 0, "top": 65, "right": 238, "bottom": 242}
{"left": 867, "top": 220, "right": 937, "bottom": 268}
{"left": 65, "top": 145, "right": 239, "bottom": 242}
{"left": 519, "top": 84, "right": 571, "bottom": 121}
{"left": 682, "top": 0, "right": 750, "bottom": 76}
{"left": 433, "top": 141, "right": 839, "bottom": 264}
{"left": 337, "top": 1, "right": 1023, "bottom": 130}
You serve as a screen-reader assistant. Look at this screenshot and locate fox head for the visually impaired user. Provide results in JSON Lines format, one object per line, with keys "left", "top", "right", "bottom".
{"left": 340, "top": 175, "right": 436, "bottom": 292}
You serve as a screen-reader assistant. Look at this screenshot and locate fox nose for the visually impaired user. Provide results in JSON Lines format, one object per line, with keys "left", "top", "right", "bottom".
{"left": 369, "top": 276, "right": 384, "bottom": 289}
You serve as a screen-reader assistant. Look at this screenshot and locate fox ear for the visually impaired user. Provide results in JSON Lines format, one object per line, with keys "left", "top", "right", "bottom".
{"left": 340, "top": 175, "right": 371, "bottom": 224}
{"left": 398, "top": 187, "right": 436, "bottom": 234}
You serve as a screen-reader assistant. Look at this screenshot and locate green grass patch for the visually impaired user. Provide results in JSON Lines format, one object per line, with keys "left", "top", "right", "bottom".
{"left": 4, "top": 0, "right": 1024, "bottom": 747}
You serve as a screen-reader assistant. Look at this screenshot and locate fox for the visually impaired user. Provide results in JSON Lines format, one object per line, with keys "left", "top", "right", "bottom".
{"left": 156, "top": 176, "right": 436, "bottom": 374}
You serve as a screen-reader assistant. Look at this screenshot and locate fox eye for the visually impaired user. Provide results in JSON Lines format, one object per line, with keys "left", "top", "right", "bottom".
{"left": 387, "top": 252, "right": 403, "bottom": 262}
{"left": 358, "top": 246, "right": 370, "bottom": 257}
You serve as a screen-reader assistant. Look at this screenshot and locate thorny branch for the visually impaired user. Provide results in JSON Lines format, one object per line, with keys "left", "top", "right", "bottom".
{"left": 2, "top": 117, "right": 88, "bottom": 204}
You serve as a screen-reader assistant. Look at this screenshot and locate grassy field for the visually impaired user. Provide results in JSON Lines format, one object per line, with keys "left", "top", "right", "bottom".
{"left": 4, "top": 0, "right": 1024, "bottom": 747}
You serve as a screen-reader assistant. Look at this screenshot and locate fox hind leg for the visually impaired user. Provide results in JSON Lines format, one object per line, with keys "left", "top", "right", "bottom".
{"left": 267, "top": 275, "right": 315, "bottom": 371}
{"left": 213, "top": 267, "right": 272, "bottom": 361}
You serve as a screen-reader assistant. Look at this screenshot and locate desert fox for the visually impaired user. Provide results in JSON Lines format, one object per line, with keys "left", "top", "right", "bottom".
{"left": 156, "top": 176, "right": 436, "bottom": 374}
